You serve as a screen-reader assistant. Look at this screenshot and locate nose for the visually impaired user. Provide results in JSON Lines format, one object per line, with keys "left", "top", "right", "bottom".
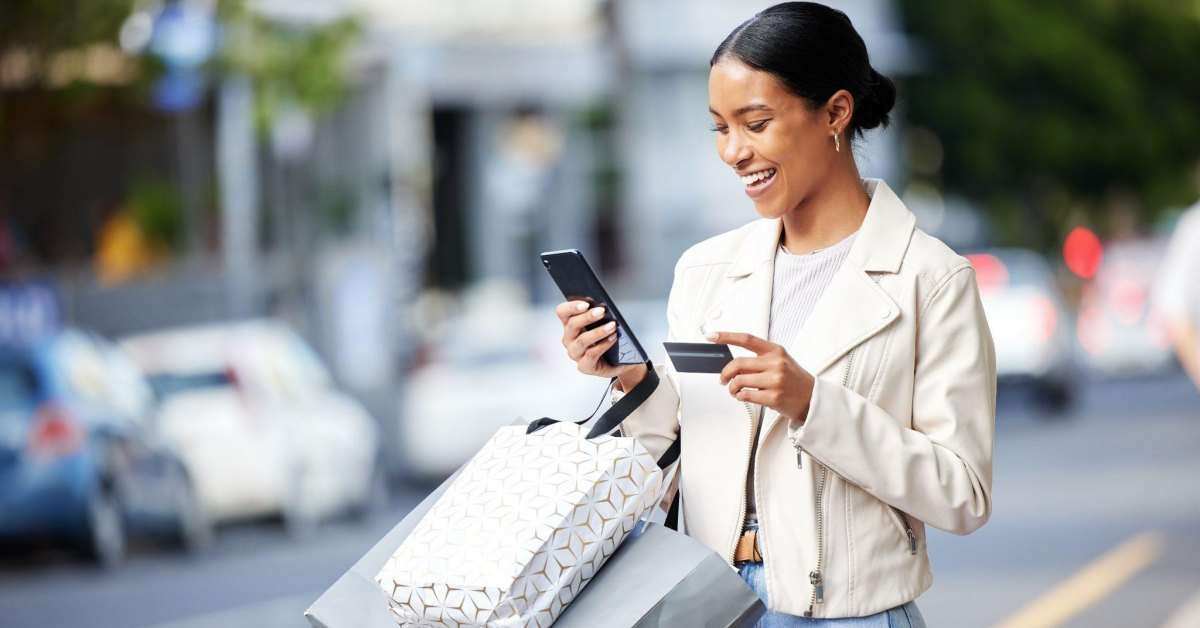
{"left": 719, "top": 131, "right": 752, "bottom": 169}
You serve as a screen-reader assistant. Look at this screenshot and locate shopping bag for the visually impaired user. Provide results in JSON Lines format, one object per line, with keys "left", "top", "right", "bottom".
{"left": 305, "top": 366, "right": 764, "bottom": 627}
{"left": 305, "top": 464, "right": 764, "bottom": 628}
{"left": 373, "top": 367, "right": 677, "bottom": 627}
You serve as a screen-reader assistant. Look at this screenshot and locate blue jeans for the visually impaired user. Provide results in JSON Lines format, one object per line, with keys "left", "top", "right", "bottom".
{"left": 735, "top": 521, "right": 926, "bottom": 627}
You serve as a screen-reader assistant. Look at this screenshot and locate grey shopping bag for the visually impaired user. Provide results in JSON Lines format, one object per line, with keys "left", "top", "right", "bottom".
{"left": 304, "top": 466, "right": 764, "bottom": 628}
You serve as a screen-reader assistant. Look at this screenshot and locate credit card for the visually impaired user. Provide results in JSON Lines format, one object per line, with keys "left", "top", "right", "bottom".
{"left": 663, "top": 341, "right": 735, "bottom": 373}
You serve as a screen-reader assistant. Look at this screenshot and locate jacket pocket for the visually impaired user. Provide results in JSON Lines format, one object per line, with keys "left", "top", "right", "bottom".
{"left": 886, "top": 505, "right": 918, "bottom": 555}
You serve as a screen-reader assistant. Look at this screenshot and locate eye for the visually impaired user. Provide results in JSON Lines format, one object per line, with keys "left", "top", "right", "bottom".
{"left": 747, "top": 119, "right": 770, "bottom": 132}
{"left": 709, "top": 124, "right": 728, "bottom": 134}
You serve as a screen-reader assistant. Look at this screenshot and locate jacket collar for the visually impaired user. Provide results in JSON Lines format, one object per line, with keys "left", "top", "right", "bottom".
{"left": 725, "top": 178, "right": 916, "bottom": 278}
{"left": 704, "top": 179, "right": 914, "bottom": 434}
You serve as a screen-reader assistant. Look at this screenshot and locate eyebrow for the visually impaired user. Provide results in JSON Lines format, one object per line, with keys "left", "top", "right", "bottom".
{"left": 708, "top": 103, "right": 774, "bottom": 118}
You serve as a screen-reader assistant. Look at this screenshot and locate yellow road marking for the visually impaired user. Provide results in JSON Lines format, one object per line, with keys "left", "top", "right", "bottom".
{"left": 993, "top": 531, "right": 1165, "bottom": 628}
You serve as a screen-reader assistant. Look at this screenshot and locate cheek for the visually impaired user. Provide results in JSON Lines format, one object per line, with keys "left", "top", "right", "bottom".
{"left": 777, "top": 132, "right": 829, "bottom": 183}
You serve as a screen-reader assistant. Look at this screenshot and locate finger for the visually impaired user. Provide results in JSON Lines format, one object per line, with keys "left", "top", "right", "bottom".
{"left": 562, "top": 305, "right": 603, "bottom": 346}
{"left": 728, "top": 372, "right": 776, "bottom": 397}
{"left": 706, "top": 331, "right": 776, "bottom": 356}
{"left": 575, "top": 321, "right": 617, "bottom": 351}
{"left": 568, "top": 321, "right": 616, "bottom": 361}
{"left": 733, "top": 386, "right": 776, "bottom": 406}
{"left": 565, "top": 305, "right": 607, "bottom": 337}
{"left": 555, "top": 300, "right": 590, "bottom": 324}
{"left": 719, "top": 357, "right": 768, "bottom": 385}
{"left": 580, "top": 332, "right": 618, "bottom": 370}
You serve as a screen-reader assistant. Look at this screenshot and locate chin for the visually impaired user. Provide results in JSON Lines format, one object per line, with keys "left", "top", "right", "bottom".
{"left": 750, "top": 199, "right": 790, "bottom": 220}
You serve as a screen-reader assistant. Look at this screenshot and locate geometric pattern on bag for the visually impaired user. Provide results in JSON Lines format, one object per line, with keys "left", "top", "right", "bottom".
{"left": 375, "top": 421, "right": 665, "bottom": 627}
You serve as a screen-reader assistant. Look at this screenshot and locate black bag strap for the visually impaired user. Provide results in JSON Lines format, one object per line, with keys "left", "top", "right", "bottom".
{"left": 527, "top": 362, "right": 680, "bottom": 470}
{"left": 524, "top": 377, "right": 616, "bottom": 435}
{"left": 664, "top": 487, "right": 681, "bottom": 531}
{"left": 583, "top": 364, "right": 659, "bottom": 439}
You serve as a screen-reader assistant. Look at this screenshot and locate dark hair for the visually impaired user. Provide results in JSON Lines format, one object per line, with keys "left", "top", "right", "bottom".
{"left": 710, "top": 2, "right": 896, "bottom": 139}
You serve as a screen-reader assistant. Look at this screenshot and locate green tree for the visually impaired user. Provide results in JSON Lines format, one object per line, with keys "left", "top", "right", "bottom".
{"left": 216, "top": 0, "right": 361, "bottom": 133}
{"left": 0, "top": 0, "right": 133, "bottom": 55}
{"left": 898, "top": 0, "right": 1200, "bottom": 249}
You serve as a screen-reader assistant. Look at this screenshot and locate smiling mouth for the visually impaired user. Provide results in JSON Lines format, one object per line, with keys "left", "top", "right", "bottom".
{"left": 740, "top": 168, "right": 777, "bottom": 189}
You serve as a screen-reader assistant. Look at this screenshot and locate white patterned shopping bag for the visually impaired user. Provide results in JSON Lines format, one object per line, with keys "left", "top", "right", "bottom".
{"left": 374, "top": 369, "right": 677, "bottom": 627}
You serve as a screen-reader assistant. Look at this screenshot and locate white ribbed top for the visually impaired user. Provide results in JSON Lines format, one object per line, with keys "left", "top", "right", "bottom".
{"left": 768, "top": 231, "right": 858, "bottom": 348}
{"left": 745, "top": 229, "right": 857, "bottom": 528}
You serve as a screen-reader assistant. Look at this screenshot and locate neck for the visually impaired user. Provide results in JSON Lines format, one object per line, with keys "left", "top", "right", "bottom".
{"left": 779, "top": 161, "right": 870, "bottom": 255}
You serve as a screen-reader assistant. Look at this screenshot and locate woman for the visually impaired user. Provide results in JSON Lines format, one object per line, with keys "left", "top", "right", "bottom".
{"left": 555, "top": 3, "right": 995, "bottom": 625}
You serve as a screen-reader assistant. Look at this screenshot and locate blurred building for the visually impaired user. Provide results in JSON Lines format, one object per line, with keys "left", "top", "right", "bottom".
{"left": 350, "top": 0, "right": 914, "bottom": 300}
{"left": 1, "top": 1, "right": 912, "bottom": 470}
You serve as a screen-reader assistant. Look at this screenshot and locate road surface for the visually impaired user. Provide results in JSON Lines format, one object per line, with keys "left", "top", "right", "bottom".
{"left": 2, "top": 373, "right": 1197, "bottom": 628}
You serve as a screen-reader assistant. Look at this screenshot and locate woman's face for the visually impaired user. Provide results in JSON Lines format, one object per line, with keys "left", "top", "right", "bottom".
{"left": 708, "top": 58, "right": 836, "bottom": 219}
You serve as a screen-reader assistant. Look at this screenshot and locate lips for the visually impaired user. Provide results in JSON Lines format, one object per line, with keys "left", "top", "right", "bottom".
{"left": 741, "top": 167, "right": 777, "bottom": 199}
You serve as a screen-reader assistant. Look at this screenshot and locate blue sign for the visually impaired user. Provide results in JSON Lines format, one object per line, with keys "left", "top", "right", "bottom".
{"left": 148, "top": 2, "right": 218, "bottom": 113}
{"left": 0, "top": 282, "right": 62, "bottom": 347}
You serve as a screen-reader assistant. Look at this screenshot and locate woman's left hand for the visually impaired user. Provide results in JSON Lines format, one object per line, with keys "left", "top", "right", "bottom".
{"left": 708, "top": 331, "right": 815, "bottom": 424}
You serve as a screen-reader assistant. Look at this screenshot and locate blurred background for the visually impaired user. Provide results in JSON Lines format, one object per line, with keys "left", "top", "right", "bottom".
{"left": 1, "top": 1, "right": 1198, "bottom": 627}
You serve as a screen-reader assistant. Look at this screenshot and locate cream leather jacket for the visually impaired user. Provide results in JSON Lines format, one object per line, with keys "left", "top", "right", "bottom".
{"left": 618, "top": 178, "right": 996, "bottom": 618}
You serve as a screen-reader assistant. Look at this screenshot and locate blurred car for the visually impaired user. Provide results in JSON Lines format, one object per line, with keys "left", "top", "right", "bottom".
{"left": 399, "top": 299, "right": 669, "bottom": 479}
{"left": 966, "top": 249, "right": 1078, "bottom": 412}
{"left": 0, "top": 329, "right": 206, "bottom": 567}
{"left": 119, "top": 320, "right": 383, "bottom": 535}
{"left": 1076, "top": 238, "right": 1175, "bottom": 376}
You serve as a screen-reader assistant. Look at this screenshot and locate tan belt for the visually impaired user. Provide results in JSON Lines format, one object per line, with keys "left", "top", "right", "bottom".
{"left": 733, "top": 529, "right": 763, "bottom": 563}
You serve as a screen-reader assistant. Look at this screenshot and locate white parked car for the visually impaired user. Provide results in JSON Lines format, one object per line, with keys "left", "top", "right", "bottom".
{"left": 399, "top": 300, "right": 668, "bottom": 479}
{"left": 1077, "top": 239, "right": 1175, "bottom": 376}
{"left": 120, "top": 321, "right": 382, "bottom": 533}
{"left": 965, "top": 249, "right": 1078, "bottom": 412}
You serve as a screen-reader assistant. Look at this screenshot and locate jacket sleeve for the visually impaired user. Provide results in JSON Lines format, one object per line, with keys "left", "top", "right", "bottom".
{"left": 613, "top": 261, "right": 687, "bottom": 495}
{"left": 789, "top": 265, "right": 996, "bottom": 535}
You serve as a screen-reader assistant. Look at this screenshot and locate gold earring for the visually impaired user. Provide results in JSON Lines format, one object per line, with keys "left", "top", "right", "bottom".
{"left": 833, "top": 133, "right": 841, "bottom": 153}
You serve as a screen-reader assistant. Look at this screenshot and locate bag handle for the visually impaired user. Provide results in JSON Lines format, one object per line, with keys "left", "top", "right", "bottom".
{"left": 583, "top": 364, "right": 659, "bottom": 439}
{"left": 527, "top": 362, "right": 679, "bottom": 470}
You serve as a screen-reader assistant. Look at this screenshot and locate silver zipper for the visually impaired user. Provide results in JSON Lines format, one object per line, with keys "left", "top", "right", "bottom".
{"left": 726, "top": 399, "right": 758, "bottom": 564}
{"left": 804, "top": 348, "right": 856, "bottom": 617}
{"left": 804, "top": 464, "right": 828, "bottom": 616}
{"left": 887, "top": 506, "right": 918, "bottom": 555}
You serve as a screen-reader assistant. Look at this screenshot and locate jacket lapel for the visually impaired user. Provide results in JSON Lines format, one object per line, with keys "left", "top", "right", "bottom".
{"left": 787, "top": 263, "right": 898, "bottom": 376}
{"left": 787, "top": 179, "right": 915, "bottom": 376}
{"left": 709, "top": 179, "right": 917, "bottom": 429}
{"left": 704, "top": 220, "right": 778, "bottom": 422}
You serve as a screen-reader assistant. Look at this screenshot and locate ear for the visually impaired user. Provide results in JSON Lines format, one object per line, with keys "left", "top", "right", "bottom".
{"left": 823, "top": 89, "right": 854, "bottom": 135}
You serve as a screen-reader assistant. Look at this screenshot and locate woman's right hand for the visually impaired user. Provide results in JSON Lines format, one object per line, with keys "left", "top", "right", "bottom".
{"left": 555, "top": 301, "right": 647, "bottom": 388}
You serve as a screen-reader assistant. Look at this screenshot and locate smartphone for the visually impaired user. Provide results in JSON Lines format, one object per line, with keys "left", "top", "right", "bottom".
{"left": 540, "top": 249, "right": 649, "bottom": 366}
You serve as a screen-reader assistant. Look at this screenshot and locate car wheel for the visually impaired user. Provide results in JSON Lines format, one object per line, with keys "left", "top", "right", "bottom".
{"left": 1035, "top": 380, "right": 1075, "bottom": 417}
{"left": 351, "top": 462, "right": 390, "bottom": 521}
{"left": 281, "top": 470, "right": 318, "bottom": 538}
{"left": 171, "top": 466, "right": 214, "bottom": 553}
{"left": 84, "top": 488, "right": 126, "bottom": 569}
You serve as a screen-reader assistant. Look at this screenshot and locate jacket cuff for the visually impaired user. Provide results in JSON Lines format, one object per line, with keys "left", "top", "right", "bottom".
{"left": 613, "top": 362, "right": 680, "bottom": 462}
{"left": 787, "top": 374, "right": 822, "bottom": 451}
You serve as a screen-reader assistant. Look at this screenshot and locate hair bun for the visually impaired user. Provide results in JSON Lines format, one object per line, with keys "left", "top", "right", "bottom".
{"left": 855, "top": 67, "right": 897, "bottom": 131}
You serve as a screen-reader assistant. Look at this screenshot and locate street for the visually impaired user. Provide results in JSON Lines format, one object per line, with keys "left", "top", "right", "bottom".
{"left": 1, "top": 373, "right": 1197, "bottom": 628}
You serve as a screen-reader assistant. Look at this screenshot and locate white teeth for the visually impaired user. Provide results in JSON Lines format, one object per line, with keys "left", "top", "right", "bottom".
{"left": 740, "top": 168, "right": 776, "bottom": 186}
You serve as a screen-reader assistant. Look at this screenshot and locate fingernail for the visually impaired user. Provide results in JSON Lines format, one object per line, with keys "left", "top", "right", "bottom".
{"left": 576, "top": 302, "right": 588, "bottom": 312}
{"left": 593, "top": 307, "right": 606, "bottom": 318}
{"left": 705, "top": 331, "right": 718, "bottom": 341}
{"left": 604, "top": 321, "right": 616, "bottom": 331}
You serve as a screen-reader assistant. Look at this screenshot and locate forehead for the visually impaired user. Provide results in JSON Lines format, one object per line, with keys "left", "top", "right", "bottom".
{"left": 708, "top": 58, "right": 794, "bottom": 114}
